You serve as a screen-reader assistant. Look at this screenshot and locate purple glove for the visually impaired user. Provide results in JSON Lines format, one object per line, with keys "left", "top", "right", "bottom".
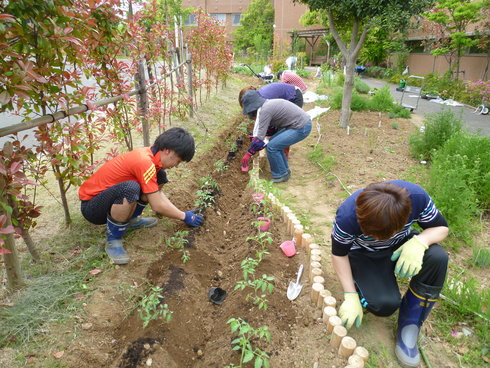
{"left": 241, "top": 152, "right": 252, "bottom": 172}
{"left": 183, "top": 211, "right": 203, "bottom": 227}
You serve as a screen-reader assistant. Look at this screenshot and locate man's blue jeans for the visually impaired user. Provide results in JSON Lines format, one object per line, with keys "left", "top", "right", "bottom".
{"left": 266, "top": 120, "right": 312, "bottom": 178}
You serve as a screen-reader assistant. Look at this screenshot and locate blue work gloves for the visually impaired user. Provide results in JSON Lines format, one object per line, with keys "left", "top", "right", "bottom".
{"left": 183, "top": 210, "right": 204, "bottom": 227}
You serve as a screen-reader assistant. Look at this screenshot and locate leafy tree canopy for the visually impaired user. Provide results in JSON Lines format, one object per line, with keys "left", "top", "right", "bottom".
{"left": 233, "top": 0, "right": 274, "bottom": 56}
{"left": 297, "top": 0, "right": 435, "bottom": 31}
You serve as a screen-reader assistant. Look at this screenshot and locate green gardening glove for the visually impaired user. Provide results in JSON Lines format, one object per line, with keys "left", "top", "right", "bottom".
{"left": 338, "top": 292, "right": 363, "bottom": 329}
{"left": 391, "top": 235, "right": 428, "bottom": 278}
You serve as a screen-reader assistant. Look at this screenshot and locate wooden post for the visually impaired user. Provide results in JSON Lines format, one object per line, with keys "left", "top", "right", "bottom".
{"left": 184, "top": 44, "right": 193, "bottom": 117}
{"left": 293, "top": 224, "right": 303, "bottom": 245}
{"left": 327, "top": 315, "right": 342, "bottom": 333}
{"left": 312, "top": 275, "right": 325, "bottom": 285}
{"left": 135, "top": 59, "right": 150, "bottom": 146}
{"left": 317, "top": 289, "right": 332, "bottom": 308}
{"left": 354, "top": 346, "right": 369, "bottom": 362}
{"left": 324, "top": 295, "right": 337, "bottom": 308}
{"left": 311, "top": 283, "right": 324, "bottom": 304}
{"left": 310, "top": 267, "right": 322, "bottom": 283}
{"left": 301, "top": 233, "right": 313, "bottom": 249}
{"left": 331, "top": 325, "right": 347, "bottom": 349}
{"left": 339, "top": 336, "right": 357, "bottom": 358}
{"left": 322, "top": 306, "right": 337, "bottom": 323}
{"left": 347, "top": 354, "right": 365, "bottom": 368}
{"left": 311, "top": 254, "right": 322, "bottom": 263}
{"left": 308, "top": 243, "right": 319, "bottom": 256}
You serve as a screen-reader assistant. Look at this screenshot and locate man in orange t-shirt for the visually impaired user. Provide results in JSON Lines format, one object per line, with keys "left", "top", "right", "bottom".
{"left": 79, "top": 127, "right": 203, "bottom": 264}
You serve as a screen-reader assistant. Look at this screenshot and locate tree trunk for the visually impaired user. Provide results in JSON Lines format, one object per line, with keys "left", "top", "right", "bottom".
{"left": 56, "top": 176, "right": 72, "bottom": 226}
{"left": 1, "top": 201, "right": 25, "bottom": 290}
{"left": 22, "top": 227, "right": 40, "bottom": 262}
{"left": 326, "top": 11, "right": 368, "bottom": 128}
{"left": 340, "top": 57, "right": 356, "bottom": 128}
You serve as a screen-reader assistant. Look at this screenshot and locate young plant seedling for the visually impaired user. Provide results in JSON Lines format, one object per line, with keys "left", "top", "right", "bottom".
{"left": 234, "top": 258, "right": 275, "bottom": 311}
{"left": 226, "top": 317, "right": 271, "bottom": 368}
{"left": 165, "top": 230, "right": 190, "bottom": 263}
{"left": 213, "top": 159, "right": 229, "bottom": 173}
{"left": 138, "top": 285, "right": 173, "bottom": 328}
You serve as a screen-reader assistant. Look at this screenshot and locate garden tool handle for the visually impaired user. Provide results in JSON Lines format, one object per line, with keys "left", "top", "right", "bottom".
{"left": 296, "top": 264, "right": 304, "bottom": 284}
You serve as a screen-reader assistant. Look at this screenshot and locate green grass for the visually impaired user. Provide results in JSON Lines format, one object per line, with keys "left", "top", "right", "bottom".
{"left": 471, "top": 247, "right": 490, "bottom": 268}
{"left": 0, "top": 267, "right": 93, "bottom": 346}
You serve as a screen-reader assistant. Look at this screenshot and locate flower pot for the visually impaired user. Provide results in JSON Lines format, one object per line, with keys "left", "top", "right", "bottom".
{"left": 252, "top": 193, "right": 264, "bottom": 205}
{"left": 208, "top": 287, "right": 227, "bottom": 305}
{"left": 257, "top": 217, "right": 270, "bottom": 232}
{"left": 280, "top": 240, "right": 296, "bottom": 257}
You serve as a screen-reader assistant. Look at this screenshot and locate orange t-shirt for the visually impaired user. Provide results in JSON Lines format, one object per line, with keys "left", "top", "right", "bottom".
{"left": 78, "top": 147, "right": 162, "bottom": 200}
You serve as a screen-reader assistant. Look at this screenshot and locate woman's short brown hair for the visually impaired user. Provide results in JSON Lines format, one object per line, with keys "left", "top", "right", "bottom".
{"left": 238, "top": 86, "right": 257, "bottom": 107}
{"left": 356, "top": 182, "right": 411, "bottom": 240}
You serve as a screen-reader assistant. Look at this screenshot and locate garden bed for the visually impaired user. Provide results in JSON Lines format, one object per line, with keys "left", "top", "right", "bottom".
{"left": 61, "top": 119, "right": 350, "bottom": 368}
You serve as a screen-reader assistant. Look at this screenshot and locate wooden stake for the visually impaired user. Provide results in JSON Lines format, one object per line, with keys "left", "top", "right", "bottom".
{"left": 312, "top": 275, "right": 325, "bottom": 285}
{"left": 308, "top": 243, "right": 319, "bottom": 256}
{"left": 330, "top": 325, "right": 347, "bottom": 348}
{"left": 282, "top": 206, "right": 291, "bottom": 222}
{"left": 291, "top": 218, "right": 303, "bottom": 237}
{"left": 310, "top": 267, "right": 322, "bottom": 283}
{"left": 293, "top": 223, "right": 303, "bottom": 243}
{"left": 317, "top": 289, "right": 331, "bottom": 308}
{"left": 347, "top": 354, "right": 365, "bottom": 368}
{"left": 354, "top": 346, "right": 369, "bottom": 362}
{"left": 310, "top": 248, "right": 322, "bottom": 259}
{"left": 323, "top": 295, "right": 337, "bottom": 308}
{"left": 287, "top": 213, "right": 296, "bottom": 234}
{"left": 327, "top": 315, "right": 342, "bottom": 333}
{"left": 310, "top": 254, "right": 322, "bottom": 263}
{"left": 322, "top": 306, "right": 337, "bottom": 323}
{"left": 311, "top": 283, "right": 324, "bottom": 304}
{"left": 301, "top": 233, "right": 313, "bottom": 249}
{"left": 339, "top": 336, "right": 357, "bottom": 358}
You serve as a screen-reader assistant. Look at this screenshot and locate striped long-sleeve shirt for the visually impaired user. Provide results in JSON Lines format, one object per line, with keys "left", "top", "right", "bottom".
{"left": 331, "top": 180, "right": 448, "bottom": 256}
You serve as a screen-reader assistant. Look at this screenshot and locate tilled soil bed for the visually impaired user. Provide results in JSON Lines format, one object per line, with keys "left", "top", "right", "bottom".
{"left": 63, "top": 118, "right": 348, "bottom": 368}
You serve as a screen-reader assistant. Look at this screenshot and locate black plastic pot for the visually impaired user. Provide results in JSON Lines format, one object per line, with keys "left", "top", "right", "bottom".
{"left": 208, "top": 287, "right": 227, "bottom": 305}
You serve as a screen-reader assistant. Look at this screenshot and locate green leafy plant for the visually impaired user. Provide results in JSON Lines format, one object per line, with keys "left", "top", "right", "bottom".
{"left": 214, "top": 159, "right": 229, "bottom": 173}
{"left": 165, "top": 230, "right": 190, "bottom": 263}
{"left": 409, "top": 110, "right": 462, "bottom": 161}
{"left": 234, "top": 258, "right": 275, "bottom": 310}
{"left": 226, "top": 318, "right": 271, "bottom": 368}
{"left": 138, "top": 286, "right": 173, "bottom": 328}
{"left": 194, "top": 176, "right": 220, "bottom": 210}
{"left": 246, "top": 230, "right": 273, "bottom": 255}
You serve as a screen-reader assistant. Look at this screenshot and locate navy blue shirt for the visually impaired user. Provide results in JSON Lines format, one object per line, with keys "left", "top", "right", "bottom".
{"left": 331, "top": 181, "right": 448, "bottom": 256}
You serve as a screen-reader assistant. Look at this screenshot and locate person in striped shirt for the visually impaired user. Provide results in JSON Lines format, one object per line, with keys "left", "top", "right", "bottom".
{"left": 331, "top": 180, "right": 448, "bottom": 368}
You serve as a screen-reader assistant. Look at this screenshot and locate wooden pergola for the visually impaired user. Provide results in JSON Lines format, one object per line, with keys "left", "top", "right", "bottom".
{"left": 290, "top": 28, "right": 330, "bottom": 66}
